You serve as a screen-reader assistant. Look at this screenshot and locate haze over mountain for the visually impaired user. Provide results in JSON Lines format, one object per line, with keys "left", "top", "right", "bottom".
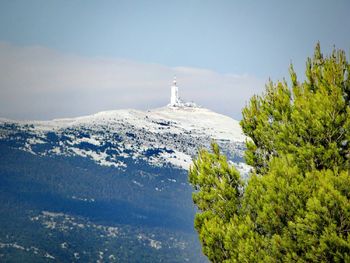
{"left": 0, "top": 41, "right": 264, "bottom": 121}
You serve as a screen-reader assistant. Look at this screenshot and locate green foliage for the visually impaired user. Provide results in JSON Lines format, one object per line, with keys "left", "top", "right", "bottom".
{"left": 241, "top": 42, "right": 350, "bottom": 173}
{"left": 189, "top": 143, "right": 242, "bottom": 262}
{"left": 189, "top": 43, "right": 350, "bottom": 262}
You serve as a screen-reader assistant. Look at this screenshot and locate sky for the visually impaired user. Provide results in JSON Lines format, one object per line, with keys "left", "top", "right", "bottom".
{"left": 0, "top": 0, "right": 349, "bottom": 120}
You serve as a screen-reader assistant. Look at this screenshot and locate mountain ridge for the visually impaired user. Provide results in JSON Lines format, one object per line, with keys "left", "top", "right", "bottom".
{"left": 0, "top": 105, "right": 248, "bottom": 172}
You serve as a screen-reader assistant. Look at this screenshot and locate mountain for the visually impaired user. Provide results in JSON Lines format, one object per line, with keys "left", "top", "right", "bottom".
{"left": 0, "top": 105, "right": 248, "bottom": 262}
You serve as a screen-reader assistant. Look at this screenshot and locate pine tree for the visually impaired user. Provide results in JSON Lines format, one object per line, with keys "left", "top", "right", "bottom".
{"left": 189, "top": 143, "right": 242, "bottom": 262}
{"left": 189, "top": 43, "right": 350, "bottom": 262}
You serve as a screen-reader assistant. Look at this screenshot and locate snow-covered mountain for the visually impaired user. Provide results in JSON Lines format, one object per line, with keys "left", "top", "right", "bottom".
{"left": 0, "top": 102, "right": 249, "bottom": 262}
{"left": 0, "top": 105, "right": 248, "bottom": 175}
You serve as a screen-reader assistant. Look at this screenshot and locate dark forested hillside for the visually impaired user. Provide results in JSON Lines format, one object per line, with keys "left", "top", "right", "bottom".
{"left": 0, "top": 144, "right": 205, "bottom": 262}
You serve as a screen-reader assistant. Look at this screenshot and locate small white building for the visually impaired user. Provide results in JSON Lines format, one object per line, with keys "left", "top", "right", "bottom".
{"left": 168, "top": 77, "right": 198, "bottom": 108}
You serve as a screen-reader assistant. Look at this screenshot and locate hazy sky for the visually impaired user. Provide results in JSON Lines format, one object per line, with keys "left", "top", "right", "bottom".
{"left": 0, "top": 0, "right": 349, "bottom": 120}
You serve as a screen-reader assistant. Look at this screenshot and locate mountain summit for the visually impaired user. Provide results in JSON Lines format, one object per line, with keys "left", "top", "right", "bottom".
{"left": 0, "top": 103, "right": 247, "bottom": 172}
{"left": 0, "top": 79, "right": 247, "bottom": 173}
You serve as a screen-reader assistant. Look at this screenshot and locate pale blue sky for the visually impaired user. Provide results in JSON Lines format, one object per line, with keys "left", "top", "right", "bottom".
{"left": 0, "top": 0, "right": 349, "bottom": 120}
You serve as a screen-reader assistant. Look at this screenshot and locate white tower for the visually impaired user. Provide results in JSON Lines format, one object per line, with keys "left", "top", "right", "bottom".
{"left": 170, "top": 77, "right": 179, "bottom": 106}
